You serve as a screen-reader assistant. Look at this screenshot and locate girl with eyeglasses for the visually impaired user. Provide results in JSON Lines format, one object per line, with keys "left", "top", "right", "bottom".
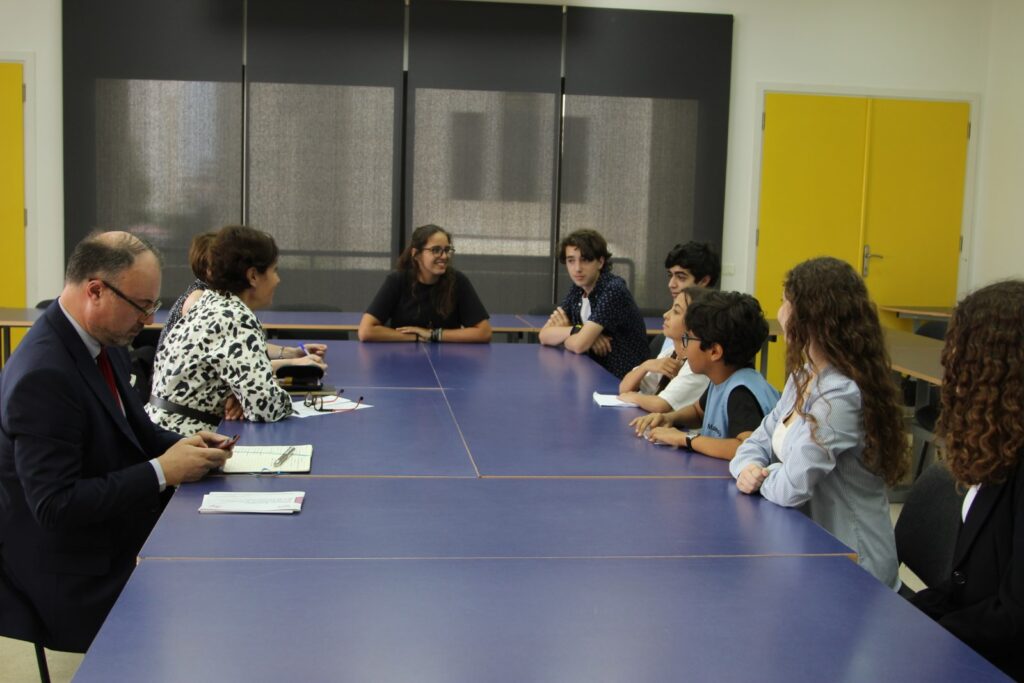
{"left": 359, "top": 224, "right": 492, "bottom": 343}
{"left": 730, "top": 257, "right": 908, "bottom": 589}
{"left": 617, "top": 286, "right": 711, "bottom": 414}
{"left": 629, "top": 290, "right": 779, "bottom": 461}
{"left": 909, "top": 280, "right": 1024, "bottom": 680}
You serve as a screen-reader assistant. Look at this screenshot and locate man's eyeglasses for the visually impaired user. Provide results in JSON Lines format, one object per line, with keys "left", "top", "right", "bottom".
{"left": 681, "top": 332, "right": 703, "bottom": 346}
{"left": 303, "top": 389, "right": 363, "bottom": 413}
{"left": 424, "top": 246, "right": 455, "bottom": 257}
{"left": 101, "top": 280, "right": 161, "bottom": 317}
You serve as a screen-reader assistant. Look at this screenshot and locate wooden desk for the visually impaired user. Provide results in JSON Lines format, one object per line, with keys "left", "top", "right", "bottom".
{"left": 884, "top": 328, "right": 943, "bottom": 386}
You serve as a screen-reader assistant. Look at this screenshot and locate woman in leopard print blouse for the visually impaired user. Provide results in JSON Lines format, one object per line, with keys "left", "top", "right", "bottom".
{"left": 145, "top": 225, "right": 312, "bottom": 435}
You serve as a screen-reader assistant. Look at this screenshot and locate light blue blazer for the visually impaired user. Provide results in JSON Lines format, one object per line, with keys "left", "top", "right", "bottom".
{"left": 730, "top": 365, "right": 900, "bottom": 589}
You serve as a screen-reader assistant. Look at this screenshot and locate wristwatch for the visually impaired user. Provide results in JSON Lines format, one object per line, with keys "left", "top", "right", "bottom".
{"left": 685, "top": 432, "right": 700, "bottom": 450}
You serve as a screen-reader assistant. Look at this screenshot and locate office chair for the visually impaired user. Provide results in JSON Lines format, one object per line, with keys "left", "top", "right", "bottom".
{"left": 909, "top": 321, "right": 948, "bottom": 479}
{"left": 894, "top": 462, "right": 964, "bottom": 598}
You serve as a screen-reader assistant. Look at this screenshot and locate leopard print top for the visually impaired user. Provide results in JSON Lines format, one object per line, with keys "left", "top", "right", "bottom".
{"left": 145, "top": 290, "right": 293, "bottom": 435}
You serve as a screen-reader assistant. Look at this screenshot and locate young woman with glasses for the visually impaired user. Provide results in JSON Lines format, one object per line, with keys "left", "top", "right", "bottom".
{"left": 909, "top": 280, "right": 1024, "bottom": 680}
{"left": 730, "top": 257, "right": 908, "bottom": 589}
{"left": 145, "top": 225, "right": 312, "bottom": 435}
{"left": 359, "top": 224, "right": 492, "bottom": 343}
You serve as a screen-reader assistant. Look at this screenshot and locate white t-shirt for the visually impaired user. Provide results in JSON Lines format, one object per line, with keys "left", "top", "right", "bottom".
{"left": 636, "top": 343, "right": 709, "bottom": 411}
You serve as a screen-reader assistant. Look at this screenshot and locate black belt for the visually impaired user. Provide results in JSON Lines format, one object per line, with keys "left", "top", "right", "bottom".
{"left": 148, "top": 395, "right": 221, "bottom": 426}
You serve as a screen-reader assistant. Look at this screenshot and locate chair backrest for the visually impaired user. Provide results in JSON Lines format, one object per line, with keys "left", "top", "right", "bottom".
{"left": 915, "top": 320, "right": 948, "bottom": 341}
{"left": 894, "top": 462, "right": 965, "bottom": 588}
{"left": 128, "top": 345, "right": 157, "bottom": 403}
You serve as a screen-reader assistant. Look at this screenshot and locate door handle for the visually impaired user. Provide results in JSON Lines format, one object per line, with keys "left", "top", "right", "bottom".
{"left": 862, "top": 244, "right": 884, "bottom": 277}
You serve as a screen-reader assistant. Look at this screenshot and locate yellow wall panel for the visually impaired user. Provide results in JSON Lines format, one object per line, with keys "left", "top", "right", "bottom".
{"left": 0, "top": 63, "right": 26, "bottom": 364}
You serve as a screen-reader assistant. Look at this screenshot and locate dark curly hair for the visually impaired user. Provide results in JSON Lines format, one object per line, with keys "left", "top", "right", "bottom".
{"left": 684, "top": 290, "right": 768, "bottom": 369}
{"left": 665, "top": 241, "right": 721, "bottom": 288}
{"left": 938, "top": 280, "right": 1024, "bottom": 485}
{"left": 397, "top": 224, "right": 457, "bottom": 321}
{"left": 782, "top": 257, "right": 908, "bottom": 486}
{"left": 558, "top": 229, "right": 612, "bottom": 273}
{"left": 207, "top": 225, "right": 279, "bottom": 295}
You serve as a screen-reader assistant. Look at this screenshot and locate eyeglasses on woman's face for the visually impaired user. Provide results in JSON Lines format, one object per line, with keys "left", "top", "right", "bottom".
{"left": 423, "top": 245, "right": 455, "bottom": 257}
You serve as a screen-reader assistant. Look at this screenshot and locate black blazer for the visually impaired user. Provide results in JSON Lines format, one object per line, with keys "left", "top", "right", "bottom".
{"left": 0, "top": 302, "right": 181, "bottom": 652}
{"left": 911, "top": 456, "right": 1024, "bottom": 680}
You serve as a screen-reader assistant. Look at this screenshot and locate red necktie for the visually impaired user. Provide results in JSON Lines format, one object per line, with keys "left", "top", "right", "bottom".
{"left": 96, "top": 348, "right": 122, "bottom": 408}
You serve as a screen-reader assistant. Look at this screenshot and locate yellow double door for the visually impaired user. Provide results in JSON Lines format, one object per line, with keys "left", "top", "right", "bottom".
{"left": 0, "top": 62, "right": 26, "bottom": 366}
{"left": 755, "top": 92, "right": 970, "bottom": 388}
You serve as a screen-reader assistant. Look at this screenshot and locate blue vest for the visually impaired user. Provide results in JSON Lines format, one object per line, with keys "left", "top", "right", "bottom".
{"left": 701, "top": 368, "right": 780, "bottom": 438}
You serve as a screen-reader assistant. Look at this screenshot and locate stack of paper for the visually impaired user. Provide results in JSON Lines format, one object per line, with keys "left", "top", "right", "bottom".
{"left": 198, "top": 491, "right": 305, "bottom": 514}
{"left": 592, "top": 392, "right": 634, "bottom": 407}
{"left": 221, "top": 445, "right": 312, "bottom": 473}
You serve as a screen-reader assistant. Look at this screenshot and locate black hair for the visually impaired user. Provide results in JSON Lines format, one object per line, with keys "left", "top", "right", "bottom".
{"left": 684, "top": 291, "right": 769, "bottom": 368}
{"left": 206, "top": 225, "right": 279, "bottom": 295}
{"left": 664, "top": 241, "right": 721, "bottom": 288}
{"left": 65, "top": 231, "right": 161, "bottom": 284}
{"left": 558, "top": 229, "right": 612, "bottom": 273}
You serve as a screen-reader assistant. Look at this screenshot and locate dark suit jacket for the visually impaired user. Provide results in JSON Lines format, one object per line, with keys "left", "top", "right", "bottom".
{"left": 0, "top": 301, "right": 181, "bottom": 652}
{"left": 911, "top": 456, "right": 1024, "bottom": 680}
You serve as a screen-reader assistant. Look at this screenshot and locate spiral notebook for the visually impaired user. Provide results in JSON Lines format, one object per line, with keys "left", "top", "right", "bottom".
{"left": 220, "top": 445, "right": 313, "bottom": 474}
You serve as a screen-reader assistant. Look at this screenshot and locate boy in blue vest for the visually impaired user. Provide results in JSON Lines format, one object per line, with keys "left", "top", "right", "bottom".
{"left": 629, "top": 291, "right": 780, "bottom": 460}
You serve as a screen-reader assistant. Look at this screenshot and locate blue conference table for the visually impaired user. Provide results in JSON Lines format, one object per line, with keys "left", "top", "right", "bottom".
{"left": 75, "top": 556, "right": 1004, "bottom": 683}
{"left": 141, "top": 477, "right": 852, "bottom": 560}
{"left": 227, "top": 341, "right": 730, "bottom": 477}
{"left": 72, "top": 341, "right": 1008, "bottom": 681}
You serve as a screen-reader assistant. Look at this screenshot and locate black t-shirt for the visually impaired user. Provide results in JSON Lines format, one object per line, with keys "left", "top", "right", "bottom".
{"left": 698, "top": 385, "right": 766, "bottom": 438}
{"left": 365, "top": 270, "right": 489, "bottom": 329}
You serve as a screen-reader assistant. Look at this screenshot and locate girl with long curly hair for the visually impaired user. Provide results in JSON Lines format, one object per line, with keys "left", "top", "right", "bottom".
{"left": 730, "top": 256, "right": 908, "bottom": 588}
{"left": 910, "top": 280, "right": 1024, "bottom": 680}
{"left": 359, "top": 224, "right": 492, "bottom": 343}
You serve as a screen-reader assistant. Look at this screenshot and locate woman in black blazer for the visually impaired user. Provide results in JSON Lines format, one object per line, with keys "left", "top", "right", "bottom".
{"left": 910, "top": 280, "right": 1024, "bottom": 680}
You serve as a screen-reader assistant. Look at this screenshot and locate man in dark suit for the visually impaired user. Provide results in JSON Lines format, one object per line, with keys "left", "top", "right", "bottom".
{"left": 0, "top": 231, "right": 232, "bottom": 652}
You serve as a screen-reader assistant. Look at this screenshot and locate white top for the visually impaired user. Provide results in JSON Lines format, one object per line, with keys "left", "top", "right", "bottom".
{"left": 771, "top": 414, "right": 792, "bottom": 459}
{"left": 962, "top": 483, "right": 981, "bottom": 522}
{"left": 636, "top": 343, "right": 709, "bottom": 410}
{"left": 580, "top": 296, "right": 592, "bottom": 323}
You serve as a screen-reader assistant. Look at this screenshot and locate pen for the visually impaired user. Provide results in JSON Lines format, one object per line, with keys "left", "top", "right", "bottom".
{"left": 272, "top": 446, "right": 296, "bottom": 468}
{"left": 299, "top": 343, "right": 308, "bottom": 356}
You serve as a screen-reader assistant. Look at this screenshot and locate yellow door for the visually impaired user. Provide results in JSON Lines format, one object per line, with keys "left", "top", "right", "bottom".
{"left": 755, "top": 92, "right": 970, "bottom": 389}
{"left": 754, "top": 93, "right": 867, "bottom": 389}
{"left": 0, "top": 63, "right": 26, "bottom": 366}
{"left": 861, "top": 98, "right": 969, "bottom": 329}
